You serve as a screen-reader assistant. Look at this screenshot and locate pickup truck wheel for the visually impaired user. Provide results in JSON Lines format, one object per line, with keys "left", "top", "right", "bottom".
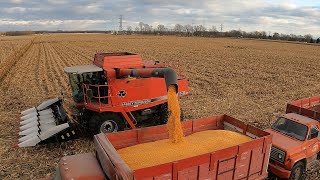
{"left": 89, "top": 113, "right": 124, "bottom": 134}
{"left": 289, "top": 162, "right": 305, "bottom": 180}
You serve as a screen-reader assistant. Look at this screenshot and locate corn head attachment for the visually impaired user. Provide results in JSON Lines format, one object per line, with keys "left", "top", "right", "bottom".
{"left": 18, "top": 97, "right": 78, "bottom": 147}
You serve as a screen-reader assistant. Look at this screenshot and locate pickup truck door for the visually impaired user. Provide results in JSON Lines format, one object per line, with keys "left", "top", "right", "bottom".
{"left": 305, "top": 126, "right": 319, "bottom": 157}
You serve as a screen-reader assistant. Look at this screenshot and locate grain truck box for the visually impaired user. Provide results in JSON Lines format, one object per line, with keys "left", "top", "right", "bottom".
{"left": 51, "top": 114, "right": 272, "bottom": 180}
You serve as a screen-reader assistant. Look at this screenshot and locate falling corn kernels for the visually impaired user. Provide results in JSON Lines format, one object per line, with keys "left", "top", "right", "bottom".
{"left": 167, "top": 85, "right": 184, "bottom": 143}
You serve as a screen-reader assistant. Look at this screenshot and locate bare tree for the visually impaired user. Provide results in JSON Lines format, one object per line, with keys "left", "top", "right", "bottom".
{"left": 126, "top": 26, "right": 132, "bottom": 35}
{"left": 174, "top": 24, "right": 185, "bottom": 33}
{"left": 194, "top": 25, "right": 206, "bottom": 32}
{"left": 157, "top": 24, "right": 166, "bottom": 32}
{"left": 273, "top": 32, "right": 280, "bottom": 40}
{"left": 184, "top": 24, "right": 193, "bottom": 33}
{"left": 134, "top": 26, "right": 140, "bottom": 32}
{"left": 304, "top": 34, "right": 313, "bottom": 42}
{"left": 143, "top": 23, "right": 152, "bottom": 32}
{"left": 209, "top": 25, "right": 218, "bottom": 32}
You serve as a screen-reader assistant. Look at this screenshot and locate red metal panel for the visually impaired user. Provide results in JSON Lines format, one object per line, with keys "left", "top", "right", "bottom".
{"left": 217, "top": 171, "right": 233, "bottom": 180}
{"left": 106, "top": 130, "right": 138, "bottom": 149}
{"left": 192, "top": 115, "right": 222, "bottom": 133}
{"left": 173, "top": 153, "right": 210, "bottom": 180}
{"left": 261, "top": 139, "right": 271, "bottom": 179}
{"left": 301, "top": 98, "right": 310, "bottom": 107}
{"left": 182, "top": 120, "right": 193, "bottom": 136}
{"left": 246, "top": 125, "right": 269, "bottom": 138}
{"left": 210, "top": 145, "right": 239, "bottom": 179}
{"left": 134, "top": 163, "right": 173, "bottom": 180}
{"left": 177, "top": 166, "right": 198, "bottom": 180}
{"left": 248, "top": 146, "right": 264, "bottom": 176}
{"left": 286, "top": 104, "right": 300, "bottom": 114}
{"left": 198, "top": 163, "right": 216, "bottom": 180}
{"left": 102, "top": 54, "right": 144, "bottom": 69}
{"left": 137, "top": 124, "right": 169, "bottom": 143}
{"left": 224, "top": 115, "right": 247, "bottom": 134}
{"left": 300, "top": 108, "right": 314, "bottom": 119}
{"left": 234, "top": 138, "right": 264, "bottom": 179}
{"left": 154, "top": 173, "right": 172, "bottom": 180}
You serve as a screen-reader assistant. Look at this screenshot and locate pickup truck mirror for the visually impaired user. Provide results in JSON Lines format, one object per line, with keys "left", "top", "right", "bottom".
{"left": 311, "top": 131, "right": 318, "bottom": 139}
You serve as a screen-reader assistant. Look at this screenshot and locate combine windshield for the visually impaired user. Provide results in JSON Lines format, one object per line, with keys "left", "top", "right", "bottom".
{"left": 272, "top": 117, "right": 308, "bottom": 141}
{"left": 68, "top": 71, "right": 104, "bottom": 103}
{"left": 68, "top": 74, "right": 83, "bottom": 103}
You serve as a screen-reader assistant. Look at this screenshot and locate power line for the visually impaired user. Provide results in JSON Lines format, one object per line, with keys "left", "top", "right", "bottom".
{"left": 119, "top": 15, "right": 123, "bottom": 31}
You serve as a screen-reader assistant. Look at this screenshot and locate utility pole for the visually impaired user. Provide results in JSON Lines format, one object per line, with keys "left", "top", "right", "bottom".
{"left": 119, "top": 15, "right": 123, "bottom": 32}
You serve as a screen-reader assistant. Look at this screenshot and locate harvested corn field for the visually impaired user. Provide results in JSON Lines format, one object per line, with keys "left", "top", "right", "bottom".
{"left": 118, "top": 130, "right": 252, "bottom": 170}
{"left": 1, "top": 34, "right": 320, "bottom": 179}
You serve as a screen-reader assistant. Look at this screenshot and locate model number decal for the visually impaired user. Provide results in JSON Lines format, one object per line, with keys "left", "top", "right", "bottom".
{"left": 121, "top": 92, "right": 188, "bottom": 107}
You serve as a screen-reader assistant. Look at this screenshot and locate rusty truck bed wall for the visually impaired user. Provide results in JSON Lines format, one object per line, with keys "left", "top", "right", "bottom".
{"left": 94, "top": 114, "right": 272, "bottom": 180}
{"left": 287, "top": 95, "right": 320, "bottom": 121}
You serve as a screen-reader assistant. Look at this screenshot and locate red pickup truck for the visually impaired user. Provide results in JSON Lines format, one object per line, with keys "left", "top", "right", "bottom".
{"left": 267, "top": 96, "right": 320, "bottom": 179}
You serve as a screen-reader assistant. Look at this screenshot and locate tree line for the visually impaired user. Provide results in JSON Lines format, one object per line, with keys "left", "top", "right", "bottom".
{"left": 123, "top": 22, "right": 320, "bottom": 44}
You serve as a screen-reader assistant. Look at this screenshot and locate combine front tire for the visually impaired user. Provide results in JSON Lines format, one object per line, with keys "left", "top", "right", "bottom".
{"left": 89, "top": 113, "right": 124, "bottom": 134}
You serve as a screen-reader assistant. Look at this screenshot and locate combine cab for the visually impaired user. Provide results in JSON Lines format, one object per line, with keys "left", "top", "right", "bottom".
{"left": 18, "top": 52, "right": 189, "bottom": 147}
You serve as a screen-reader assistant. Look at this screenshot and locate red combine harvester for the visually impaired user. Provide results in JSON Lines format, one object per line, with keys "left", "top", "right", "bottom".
{"left": 18, "top": 52, "right": 189, "bottom": 147}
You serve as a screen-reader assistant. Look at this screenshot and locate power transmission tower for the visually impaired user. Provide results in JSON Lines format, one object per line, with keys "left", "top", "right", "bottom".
{"left": 119, "top": 15, "right": 123, "bottom": 31}
{"left": 220, "top": 24, "right": 223, "bottom": 32}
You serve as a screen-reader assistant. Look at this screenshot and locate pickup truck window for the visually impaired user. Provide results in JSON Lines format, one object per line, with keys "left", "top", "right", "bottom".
{"left": 272, "top": 117, "right": 308, "bottom": 141}
{"left": 308, "top": 126, "right": 319, "bottom": 140}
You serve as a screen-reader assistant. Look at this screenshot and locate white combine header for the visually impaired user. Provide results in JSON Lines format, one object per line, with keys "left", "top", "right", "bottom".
{"left": 18, "top": 97, "right": 76, "bottom": 147}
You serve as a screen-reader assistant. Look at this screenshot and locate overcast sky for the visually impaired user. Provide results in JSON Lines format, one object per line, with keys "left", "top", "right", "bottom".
{"left": 0, "top": 0, "right": 319, "bottom": 37}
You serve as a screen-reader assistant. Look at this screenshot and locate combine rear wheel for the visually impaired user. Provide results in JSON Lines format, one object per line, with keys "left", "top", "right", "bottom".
{"left": 89, "top": 113, "right": 124, "bottom": 134}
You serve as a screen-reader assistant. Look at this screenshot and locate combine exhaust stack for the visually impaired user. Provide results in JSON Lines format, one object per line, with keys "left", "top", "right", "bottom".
{"left": 17, "top": 97, "right": 77, "bottom": 147}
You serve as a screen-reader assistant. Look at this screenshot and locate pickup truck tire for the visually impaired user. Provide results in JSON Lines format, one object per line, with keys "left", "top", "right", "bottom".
{"left": 289, "top": 161, "right": 305, "bottom": 180}
{"left": 89, "top": 113, "right": 124, "bottom": 134}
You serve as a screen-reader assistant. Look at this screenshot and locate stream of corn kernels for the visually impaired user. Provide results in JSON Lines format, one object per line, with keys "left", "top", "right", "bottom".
{"left": 117, "top": 85, "right": 252, "bottom": 170}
